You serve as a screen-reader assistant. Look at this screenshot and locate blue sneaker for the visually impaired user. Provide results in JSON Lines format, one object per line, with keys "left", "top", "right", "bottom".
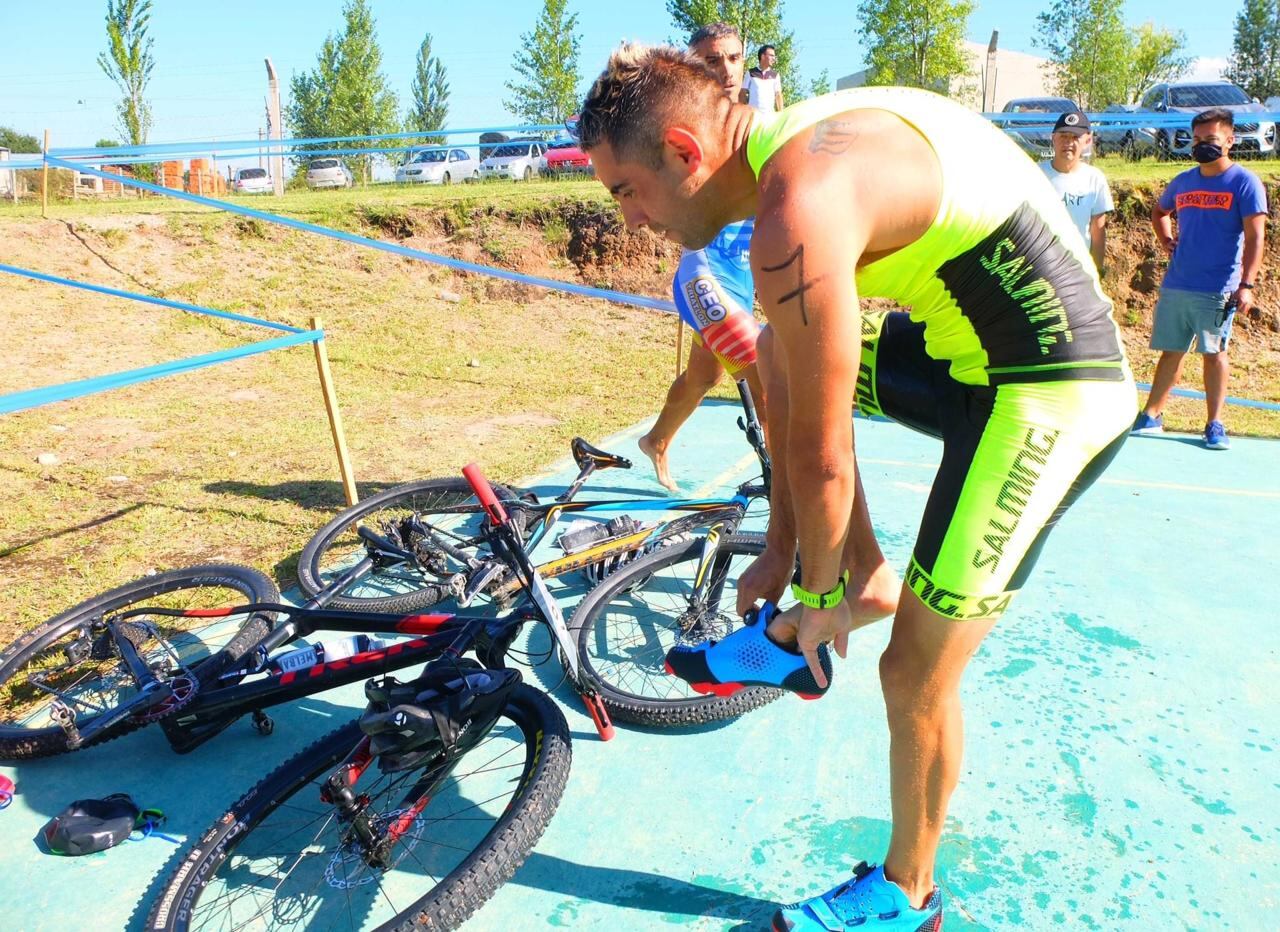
{"left": 1204, "top": 420, "right": 1230, "bottom": 450}
{"left": 663, "top": 601, "right": 832, "bottom": 699}
{"left": 772, "top": 862, "right": 942, "bottom": 932}
{"left": 1132, "top": 412, "right": 1163, "bottom": 434}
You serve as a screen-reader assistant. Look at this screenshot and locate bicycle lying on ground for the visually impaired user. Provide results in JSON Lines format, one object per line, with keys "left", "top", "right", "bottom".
{"left": 294, "top": 381, "right": 793, "bottom": 727}
{"left": 0, "top": 462, "right": 612, "bottom": 763}
{"left": 136, "top": 466, "right": 582, "bottom": 931}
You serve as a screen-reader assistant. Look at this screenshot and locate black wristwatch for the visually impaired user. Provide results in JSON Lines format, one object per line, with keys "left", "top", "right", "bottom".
{"left": 1239, "top": 282, "right": 1255, "bottom": 289}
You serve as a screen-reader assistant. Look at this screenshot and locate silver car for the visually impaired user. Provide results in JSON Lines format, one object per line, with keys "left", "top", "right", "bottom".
{"left": 306, "top": 158, "right": 353, "bottom": 189}
{"left": 1128, "top": 81, "right": 1276, "bottom": 159}
{"left": 479, "top": 141, "right": 547, "bottom": 182}
{"left": 232, "top": 167, "right": 272, "bottom": 195}
{"left": 395, "top": 147, "right": 480, "bottom": 185}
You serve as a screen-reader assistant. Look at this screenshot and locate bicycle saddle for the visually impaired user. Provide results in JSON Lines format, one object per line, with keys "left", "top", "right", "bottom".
{"left": 571, "top": 437, "right": 632, "bottom": 472}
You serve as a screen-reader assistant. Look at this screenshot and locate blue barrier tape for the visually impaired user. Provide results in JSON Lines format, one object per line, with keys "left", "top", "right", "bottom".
{"left": 0, "top": 329, "right": 322, "bottom": 416}
{"left": 0, "top": 264, "right": 305, "bottom": 334}
{"left": 48, "top": 157, "right": 679, "bottom": 316}
{"left": 1135, "top": 381, "right": 1280, "bottom": 412}
{"left": 50, "top": 124, "right": 566, "bottom": 158}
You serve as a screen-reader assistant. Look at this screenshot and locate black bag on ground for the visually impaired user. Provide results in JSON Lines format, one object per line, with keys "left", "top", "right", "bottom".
{"left": 42, "top": 793, "right": 140, "bottom": 856}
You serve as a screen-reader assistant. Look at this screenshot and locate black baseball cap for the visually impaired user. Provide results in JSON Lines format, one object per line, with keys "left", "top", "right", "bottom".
{"left": 1053, "top": 111, "right": 1091, "bottom": 135}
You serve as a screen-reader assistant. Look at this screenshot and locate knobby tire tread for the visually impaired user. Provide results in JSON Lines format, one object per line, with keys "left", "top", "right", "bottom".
{"left": 0, "top": 564, "right": 278, "bottom": 761}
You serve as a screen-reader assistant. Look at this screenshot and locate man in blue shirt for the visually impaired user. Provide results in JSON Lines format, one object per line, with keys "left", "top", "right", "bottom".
{"left": 1133, "top": 108, "right": 1267, "bottom": 449}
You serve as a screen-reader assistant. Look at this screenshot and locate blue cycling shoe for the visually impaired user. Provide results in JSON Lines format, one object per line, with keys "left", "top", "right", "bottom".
{"left": 663, "top": 601, "right": 832, "bottom": 700}
{"left": 772, "top": 862, "right": 942, "bottom": 932}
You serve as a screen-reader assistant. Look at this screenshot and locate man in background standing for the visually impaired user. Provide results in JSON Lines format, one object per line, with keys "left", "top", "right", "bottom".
{"left": 639, "top": 22, "right": 765, "bottom": 490}
{"left": 1133, "top": 108, "right": 1267, "bottom": 450}
{"left": 743, "top": 44, "right": 784, "bottom": 113}
{"left": 1039, "top": 110, "right": 1113, "bottom": 273}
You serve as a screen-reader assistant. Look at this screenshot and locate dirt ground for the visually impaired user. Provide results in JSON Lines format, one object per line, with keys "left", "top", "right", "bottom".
{"left": 1, "top": 182, "right": 1278, "bottom": 640}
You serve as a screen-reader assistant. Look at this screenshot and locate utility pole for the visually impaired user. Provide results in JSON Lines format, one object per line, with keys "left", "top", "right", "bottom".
{"left": 983, "top": 31, "right": 999, "bottom": 113}
{"left": 265, "top": 57, "right": 284, "bottom": 196}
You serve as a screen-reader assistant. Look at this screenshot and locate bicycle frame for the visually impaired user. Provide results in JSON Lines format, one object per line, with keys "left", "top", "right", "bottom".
{"left": 55, "top": 465, "right": 614, "bottom": 755}
{"left": 398, "top": 379, "right": 771, "bottom": 603}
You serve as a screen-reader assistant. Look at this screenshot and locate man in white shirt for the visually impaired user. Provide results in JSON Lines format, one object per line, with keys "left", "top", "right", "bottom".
{"left": 1039, "top": 110, "right": 1113, "bottom": 273}
{"left": 743, "top": 44, "right": 784, "bottom": 113}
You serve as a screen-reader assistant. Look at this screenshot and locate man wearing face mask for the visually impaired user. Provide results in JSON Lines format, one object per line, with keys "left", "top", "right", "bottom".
{"left": 1134, "top": 108, "right": 1267, "bottom": 450}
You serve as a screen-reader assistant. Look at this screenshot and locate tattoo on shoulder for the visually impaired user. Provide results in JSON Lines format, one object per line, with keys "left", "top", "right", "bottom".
{"left": 761, "top": 245, "right": 822, "bottom": 326}
{"left": 808, "top": 119, "right": 857, "bottom": 156}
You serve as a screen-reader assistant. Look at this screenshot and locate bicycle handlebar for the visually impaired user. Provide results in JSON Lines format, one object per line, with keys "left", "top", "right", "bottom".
{"left": 462, "top": 463, "right": 509, "bottom": 526}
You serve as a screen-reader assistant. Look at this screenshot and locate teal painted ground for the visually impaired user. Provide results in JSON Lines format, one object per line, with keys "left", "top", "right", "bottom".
{"left": 1, "top": 401, "right": 1277, "bottom": 930}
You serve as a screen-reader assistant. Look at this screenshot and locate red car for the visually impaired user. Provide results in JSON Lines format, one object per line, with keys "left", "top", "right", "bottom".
{"left": 544, "top": 138, "right": 593, "bottom": 176}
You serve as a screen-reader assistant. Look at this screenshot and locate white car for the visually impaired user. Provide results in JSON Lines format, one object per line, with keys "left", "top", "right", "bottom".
{"left": 479, "top": 140, "right": 547, "bottom": 182}
{"left": 306, "top": 158, "right": 353, "bottom": 189}
{"left": 395, "top": 147, "right": 480, "bottom": 185}
{"left": 232, "top": 167, "right": 272, "bottom": 194}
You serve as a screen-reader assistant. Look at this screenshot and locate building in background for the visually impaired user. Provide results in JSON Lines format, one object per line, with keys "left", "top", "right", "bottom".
{"left": 837, "top": 32, "right": 1054, "bottom": 112}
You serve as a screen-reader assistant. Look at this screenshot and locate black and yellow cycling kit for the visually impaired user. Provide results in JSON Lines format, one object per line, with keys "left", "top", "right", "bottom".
{"left": 747, "top": 88, "right": 1135, "bottom": 620}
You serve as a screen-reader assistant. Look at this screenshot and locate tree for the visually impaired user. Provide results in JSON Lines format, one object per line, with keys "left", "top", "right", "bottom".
{"left": 1125, "top": 22, "right": 1191, "bottom": 103}
{"left": 856, "top": 0, "right": 974, "bottom": 94}
{"left": 287, "top": 0, "right": 399, "bottom": 183}
{"left": 1034, "top": 0, "right": 1131, "bottom": 109}
{"left": 97, "top": 0, "right": 155, "bottom": 147}
{"left": 95, "top": 138, "right": 123, "bottom": 148}
{"left": 408, "top": 34, "right": 450, "bottom": 148}
{"left": 504, "top": 0, "right": 582, "bottom": 127}
{"left": 0, "top": 127, "right": 41, "bottom": 153}
{"left": 1225, "top": 0, "right": 1280, "bottom": 101}
{"left": 667, "top": 1, "right": 800, "bottom": 99}
{"left": 808, "top": 69, "right": 832, "bottom": 98}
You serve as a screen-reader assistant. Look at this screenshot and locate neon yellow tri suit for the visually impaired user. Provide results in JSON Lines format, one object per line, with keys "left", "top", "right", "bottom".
{"left": 747, "top": 87, "right": 1136, "bottom": 620}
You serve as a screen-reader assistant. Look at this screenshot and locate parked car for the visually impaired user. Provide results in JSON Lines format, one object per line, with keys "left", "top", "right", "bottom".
{"left": 1000, "top": 97, "right": 1079, "bottom": 159}
{"left": 232, "top": 167, "right": 272, "bottom": 194}
{"left": 395, "top": 147, "right": 480, "bottom": 185}
{"left": 1093, "top": 103, "right": 1139, "bottom": 157}
{"left": 479, "top": 140, "right": 547, "bottom": 182}
{"left": 1128, "top": 81, "right": 1276, "bottom": 159}
{"left": 306, "top": 158, "right": 353, "bottom": 189}
{"left": 544, "top": 137, "right": 592, "bottom": 176}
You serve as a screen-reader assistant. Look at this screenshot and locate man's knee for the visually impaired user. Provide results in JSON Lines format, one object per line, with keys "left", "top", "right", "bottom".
{"left": 879, "top": 641, "right": 929, "bottom": 719}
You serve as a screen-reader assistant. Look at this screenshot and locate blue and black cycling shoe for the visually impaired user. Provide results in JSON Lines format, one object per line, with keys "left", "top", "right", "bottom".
{"left": 663, "top": 601, "right": 832, "bottom": 700}
{"left": 772, "top": 862, "right": 943, "bottom": 932}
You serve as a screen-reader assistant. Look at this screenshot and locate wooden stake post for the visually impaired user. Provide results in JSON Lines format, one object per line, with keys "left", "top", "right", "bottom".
{"left": 41, "top": 130, "right": 50, "bottom": 218}
{"left": 309, "top": 317, "right": 359, "bottom": 507}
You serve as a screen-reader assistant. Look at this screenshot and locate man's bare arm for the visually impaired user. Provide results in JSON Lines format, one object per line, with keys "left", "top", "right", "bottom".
{"left": 1089, "top": 213, "right": 1108, "bottom": 274}
{"left": 752, "top": 185, "right": 867, "bottom": 596}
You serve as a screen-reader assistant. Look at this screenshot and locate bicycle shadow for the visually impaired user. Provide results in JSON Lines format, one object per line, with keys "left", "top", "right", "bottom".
{"left": 203, "top": 478, "right": 404, "bottom": 511}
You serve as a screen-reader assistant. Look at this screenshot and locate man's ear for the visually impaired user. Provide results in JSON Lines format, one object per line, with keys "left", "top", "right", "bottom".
{"left": 663, "top": 127, "right": 704, "bottom": 175}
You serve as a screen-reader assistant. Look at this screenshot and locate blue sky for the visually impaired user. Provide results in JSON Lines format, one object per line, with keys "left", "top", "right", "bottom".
{"left": 1, "top": 0, "right": 1234, "bottom": 152}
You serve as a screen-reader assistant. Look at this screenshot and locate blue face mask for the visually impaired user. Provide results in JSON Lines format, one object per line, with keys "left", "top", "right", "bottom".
{"left": 1193, "top": 142, "right": 1224, "bottom": 163}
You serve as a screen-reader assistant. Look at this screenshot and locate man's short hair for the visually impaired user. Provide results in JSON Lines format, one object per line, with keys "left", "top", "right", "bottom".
{"left": 1192, "top": 108, "right": 1234, "bottom": 131}
{"left": 578, "top": 42, "right": 723, "bottom": 167}
{"left": 689, "top": 22, "right": 740, "bottom": 48}
{"left": 758, "top": 44, "right": 776, "bottom": 59}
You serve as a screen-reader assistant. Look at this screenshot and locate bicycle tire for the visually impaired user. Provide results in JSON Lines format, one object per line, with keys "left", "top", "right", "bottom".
{"left": 146, "top": 683, "right": 571, "bottom": 932}
{"left": 296, "top": 477, "right": 532, "bottom": 613}
{"left": 571, "top": 532, "right": 785, "bottom": 728}
{"left": 0, "top": 564, "right": 278, "bottom": 761}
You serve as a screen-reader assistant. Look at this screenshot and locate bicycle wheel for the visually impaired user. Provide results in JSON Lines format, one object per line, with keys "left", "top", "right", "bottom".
{"left": 297, "top": 478, "right": 532, "bottom": 613}
{"left": 572, "top": 532, "right": 791, "bottom": 727}
{"left": 147, "top": 684, "right": 571, "bottom": 932}
{"left": 0, "top": 564, "right": 278, "bottom": 761}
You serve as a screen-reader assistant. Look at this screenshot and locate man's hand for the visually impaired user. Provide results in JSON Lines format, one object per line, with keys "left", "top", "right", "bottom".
{"left": 1233, "top": 285, "right": 1256, "bottom": 318}
{"left": 1158, "top": 235, "right": 1177, "bottom": 256}
{"left": 766, "top": 601, "right": 855, "bottom": 689}
{"left": 735, "top": 545, "right": 795, "bottom": 616}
